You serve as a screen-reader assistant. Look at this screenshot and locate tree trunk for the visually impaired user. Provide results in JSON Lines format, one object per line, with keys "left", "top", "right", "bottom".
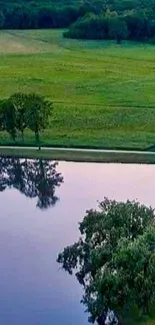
{"left": 142, "top": 294, "right": 150, "bottom": 315}
{"left": 21, "top": 130, "right": 24, "bottom": 142}
{"left": 117, "top": 36, "right": 122, "bottom": 44}
{"left": 10, "top": 128, "right": 16, "bottom": 142}
{"left": 35, "top": 130, "right": 41, "bottom": 150}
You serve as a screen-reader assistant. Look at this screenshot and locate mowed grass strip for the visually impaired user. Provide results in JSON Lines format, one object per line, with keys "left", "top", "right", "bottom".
{"left": 0, "top": 29, "right": 155, "bottom": 149}
{"left": 2, "top": 147, "right": 155, "bottom": 164}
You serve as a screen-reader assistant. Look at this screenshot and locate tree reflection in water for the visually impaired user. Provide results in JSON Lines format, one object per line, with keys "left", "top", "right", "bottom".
{"left": 0, "top": 157, "right": 63, "bottom": 210}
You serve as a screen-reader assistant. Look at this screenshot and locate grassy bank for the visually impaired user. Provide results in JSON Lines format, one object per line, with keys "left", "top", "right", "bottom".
{"left": 134, "top": 320, "right": 155, "bottom": 325}
{"left": 1, "top": 147, "right": 155, "bottom": 163}
{"left": 126, "top": 317, "right": 155, "bottom": 325}
{"left": 0, "top": 30, "right": 155, "bottom": 149}
{"left": 125, "top": 310, "right": 155, "bottom": 325}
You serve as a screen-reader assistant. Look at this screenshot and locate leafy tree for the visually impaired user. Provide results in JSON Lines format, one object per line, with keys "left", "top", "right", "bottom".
{"left": 10, "top": 93, "right": 28, "bottom": 141}
{"left": 0, "top": 93, "right": 53, "bottom": 145}
{"left": 108, "top": 17, "right": 129, "bottom": 43}
{"left": 124, "top": 10, "right": 150, "bottom": 40}
{"left": 57, "top": 198, "right": 155, "bottom": 323}
{"left": 0, "top": 99, "right": 17, "bottom": 141}
{"left": 25, "top": 93, "right": 53, "bottom": 149}
{"left": 64, "top": 13, "right": 109, "bottom": 40}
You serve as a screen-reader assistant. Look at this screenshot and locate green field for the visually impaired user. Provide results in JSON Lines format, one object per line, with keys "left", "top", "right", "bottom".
{"left": 0, "top": 29, "right": 155, "bottom": 150}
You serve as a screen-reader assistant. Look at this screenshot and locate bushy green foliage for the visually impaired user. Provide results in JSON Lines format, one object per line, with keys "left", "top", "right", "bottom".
{"left": 57, "top": 198, "right": 155, "bottom": 323}
{"left": 65, "top": 9, "right": 155, "bottom": 42}
{"left": 25, "top": 93, "right": 53, "bottom": 146}
{"left": 113, "top": 228, "right": 155, "bottom": 315}
{"left": 10, "top": 93, "right": 28, "bottom": 139}
{"left": 0, "top": 93, "right": 53, "bottom": 146}
{"left": 0, "top": 99, "right": 17, "bottom": 141}
{"left": 64, "top": 13, "right": 110, "bottom": 40}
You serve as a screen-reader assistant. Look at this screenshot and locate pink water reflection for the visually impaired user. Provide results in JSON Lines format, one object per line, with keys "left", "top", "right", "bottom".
{"left": 0, "top": 161, "right": 154, "bottom": 325}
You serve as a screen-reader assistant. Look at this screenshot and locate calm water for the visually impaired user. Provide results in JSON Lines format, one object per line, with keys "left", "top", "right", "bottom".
{"left": 0, "top": 158, "right": 155, "bottom": 325}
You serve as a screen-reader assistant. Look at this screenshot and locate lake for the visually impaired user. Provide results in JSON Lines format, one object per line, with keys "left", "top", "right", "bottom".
{"left": 0, "top": 157, "right": 155, "bottom": 325}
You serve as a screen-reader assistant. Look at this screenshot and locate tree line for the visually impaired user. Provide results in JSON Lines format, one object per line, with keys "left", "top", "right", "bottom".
{"left": 0, "top": 93, "right": 52, "bottom": 148}
{"left": 0, "top": 0, "right": 94, "bottom": 29}
{"left": 0, "top": 4, "right": 82, "bottom": 29}
{"left": 0, "top": 0, "right": 155, "bottom": 41}
{"left": 64, "top": 10, "right": 155, "bottom": 43}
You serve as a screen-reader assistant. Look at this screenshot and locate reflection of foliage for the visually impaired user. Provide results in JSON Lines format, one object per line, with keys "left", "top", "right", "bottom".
{"left": 57, "top": 198, "right": 155, "bottom": 323}
{"left": 0, "top": 157, "right": 63, "bottom": 209}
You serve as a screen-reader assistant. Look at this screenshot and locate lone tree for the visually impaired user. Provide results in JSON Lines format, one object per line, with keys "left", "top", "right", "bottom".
{"left": 109, "top": 17, "right": 129, "bottom": 44}
{"left": 0, "top": 93, "right": 53, "bottom": 146}
{"left": 26, "top": 93, "right": 53, "bottom": 149}
{"left": 57, "top": 198, "right": 155, "bottom": 323}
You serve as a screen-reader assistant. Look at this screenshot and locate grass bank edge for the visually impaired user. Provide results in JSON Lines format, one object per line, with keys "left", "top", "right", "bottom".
{"left": 0, "top": 138, "right": 155, "bottom": 152}
{"left": 1, "top": 147, "right": 155, "bottom": 164}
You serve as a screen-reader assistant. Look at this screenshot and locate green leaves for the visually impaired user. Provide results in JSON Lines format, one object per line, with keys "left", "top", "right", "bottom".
{"left": 25, "top": 93, "right": 53, "bottom": 145}
{"left": 10, "top": 93, "right": 28, "bottom": 139}
{"left": 113, "top": 227, "right": 155, "bottom": 314}
{"left": 0, "top": 92, "right": 53, "bottom": 146}
{"left": 57, "top": 198, "right": 155, "bottom": 322}
{"left": 108, "top": 17, "right": 129, "bottom": 43}
{"left": 0, "top": 98, "right": 17, "bottom": 141}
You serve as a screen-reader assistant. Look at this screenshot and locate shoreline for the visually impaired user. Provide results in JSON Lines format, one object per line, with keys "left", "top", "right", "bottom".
{"left": 1, "top": 146, "right": 155, "bottom": 164}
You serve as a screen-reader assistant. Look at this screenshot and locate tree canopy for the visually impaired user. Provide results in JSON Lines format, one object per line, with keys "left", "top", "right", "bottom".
{"left": 0, "top": 98, "right": 17, "bottom": 141}
{"left": 64, "top": 9, "right": 155, "bottom": 42}
{"left": 25, "top": 93, "right": 52, "bottom": 147}
{"left": 57, "top": 198, "right": 155, "bottom": 323}
{"left": 0, "top": 92, "right": 53, "bottom": 146}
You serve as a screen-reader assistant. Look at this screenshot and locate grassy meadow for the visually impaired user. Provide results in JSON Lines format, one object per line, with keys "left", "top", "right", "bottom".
{"left": 0, "top": 29, "right": 155, "bottom": 149}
